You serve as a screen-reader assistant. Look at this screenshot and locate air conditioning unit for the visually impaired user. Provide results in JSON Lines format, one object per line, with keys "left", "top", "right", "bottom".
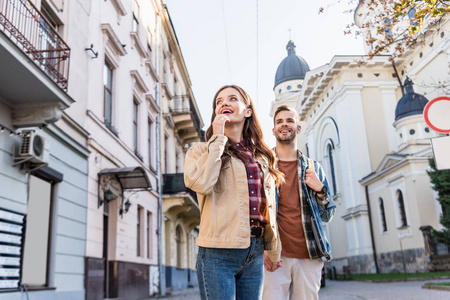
{"left": 18, "top": 130, "right": 48, "bottom": 164}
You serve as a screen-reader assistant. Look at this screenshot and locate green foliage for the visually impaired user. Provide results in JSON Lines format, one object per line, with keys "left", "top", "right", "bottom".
{"left": 427, "top": 158, "right": 450, "bottom": 245}
{"left": 425, "top": 282, "right": 450, "bottom": 286}
{"left": 352, "top": 271, "right": 450, "bottom": 281}
{"left": 330, "top": 0, "right": 450, "bottom": 59}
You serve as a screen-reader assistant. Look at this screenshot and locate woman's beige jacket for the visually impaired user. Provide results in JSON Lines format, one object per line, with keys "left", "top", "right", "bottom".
{"left": 184, "top": 134, "right": 281, "bottom": 262}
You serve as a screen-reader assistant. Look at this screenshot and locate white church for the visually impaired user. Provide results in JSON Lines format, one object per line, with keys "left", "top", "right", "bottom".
{"left": 270, "top": 4, "right": 449, "bottom": 274}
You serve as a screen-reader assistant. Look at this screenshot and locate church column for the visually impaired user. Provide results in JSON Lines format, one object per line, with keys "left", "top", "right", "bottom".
{"left": 379, "top": 83, "right": 399, "bottom": 152}
{"left": 334, "top": 83, "right": 373, "bottom": 258}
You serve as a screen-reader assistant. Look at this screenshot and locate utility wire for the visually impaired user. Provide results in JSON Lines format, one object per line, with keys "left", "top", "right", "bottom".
{"left": 221, "top": 0, "right": 232, "bottom": 83}
{"left": 256, "top": 0, "right": 259, "bottom": 114}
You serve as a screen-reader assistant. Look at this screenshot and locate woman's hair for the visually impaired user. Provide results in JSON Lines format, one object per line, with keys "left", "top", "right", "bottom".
{"left": 205, "top": 85, "right": 284, "bottom": 186}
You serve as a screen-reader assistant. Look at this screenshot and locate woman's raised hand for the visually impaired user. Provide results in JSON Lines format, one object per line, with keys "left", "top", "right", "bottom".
{"left": 212, "top": 114, "right": 230, "bottom": 135}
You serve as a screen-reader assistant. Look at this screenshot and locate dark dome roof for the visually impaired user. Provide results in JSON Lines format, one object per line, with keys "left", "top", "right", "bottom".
{"left": 395, "top": 77, "right": 429, "bottom": 121}
{"left": 274, "top": 41, "right": 310, "bottom": 88}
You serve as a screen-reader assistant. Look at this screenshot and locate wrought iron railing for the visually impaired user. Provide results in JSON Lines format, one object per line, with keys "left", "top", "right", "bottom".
{"left": 163, "top": 173, "right": 197, "bottom": 202}
{"left": 171, "top": 95, "right": 202, "bottom": 134}
{"left": 0, "top": 0, "right": 70, "bottom": 90}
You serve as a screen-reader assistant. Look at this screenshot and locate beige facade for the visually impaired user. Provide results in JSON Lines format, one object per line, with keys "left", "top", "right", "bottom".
{"left": 270, "top": 8, "right": 449, "bottom": 274}
{"left": 0, "top": 0, "right": 202, "bottom": 299}
{"left": 157, "top": 5, "right": 203, "bottom": 293}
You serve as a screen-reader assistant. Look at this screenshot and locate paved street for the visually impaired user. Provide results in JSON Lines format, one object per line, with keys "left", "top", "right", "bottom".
{"left": 155, "top": 279, "right": 450, "bottom": 299}
{"left": 319, "top": 279, "right": 449, "bottom": 300}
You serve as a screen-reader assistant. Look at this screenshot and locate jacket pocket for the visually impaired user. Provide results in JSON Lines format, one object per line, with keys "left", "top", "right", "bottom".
{"left": 213, "top": 163, "right": 230, "bottom": 193}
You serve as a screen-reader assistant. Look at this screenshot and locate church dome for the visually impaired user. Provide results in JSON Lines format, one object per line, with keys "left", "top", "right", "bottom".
{"left": 395, "top": 77, "right": 429, "bottom": 121}
{"left": 274, "top": 40, "right": 310, "bottom": 88}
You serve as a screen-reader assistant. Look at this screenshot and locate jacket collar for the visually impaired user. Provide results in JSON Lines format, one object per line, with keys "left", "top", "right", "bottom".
{"left": 272, "top": 147, "right": 303, "bottom": 164}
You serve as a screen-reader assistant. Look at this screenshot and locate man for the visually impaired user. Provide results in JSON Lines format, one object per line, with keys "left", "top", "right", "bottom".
{"left": 262, "top": 105, "right": 336, "bottom": 300}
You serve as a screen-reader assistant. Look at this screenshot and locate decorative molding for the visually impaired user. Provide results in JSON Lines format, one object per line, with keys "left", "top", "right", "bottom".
{"left": 161, "top": 83, "right": 173, "bottom": 100}
{"left": 101, "top": 24, "right": 127, "bottom": 57}
{"left": 146, "top": 93, "right": 160, "bottom": 113}
{"left": 130, "top": 32, "right": 147, "bottom": 59}
{"left": 109, "top": 0, "right": 127, "bottom": 16}
{"left": 145, "top": 59, "right": 159, "bottom": 82}
{"left": 130, "top": 70, "right": 149, "bottom": 95}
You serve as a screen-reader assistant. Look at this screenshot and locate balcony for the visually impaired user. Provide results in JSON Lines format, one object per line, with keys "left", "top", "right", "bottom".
{"left": 171, "top": 96, "right": 203, "bottom": 144}
{"left": 162, "top": 173, "right": 199, "bottom": 228}
{"left": 162, "top": 173, "right": 196, "bottom": 199}
{"left": 0, "top": 0, "right": 73, "bottom": 127}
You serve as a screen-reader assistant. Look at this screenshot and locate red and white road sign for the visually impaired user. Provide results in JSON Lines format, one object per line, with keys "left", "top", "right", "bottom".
{"left": 423, "top": 97, "right": 450, "bottom": 133}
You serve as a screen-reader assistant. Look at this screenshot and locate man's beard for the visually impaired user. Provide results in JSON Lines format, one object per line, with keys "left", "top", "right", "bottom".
{"left": 275, "top": 131, "right": 295, "bottom": 144}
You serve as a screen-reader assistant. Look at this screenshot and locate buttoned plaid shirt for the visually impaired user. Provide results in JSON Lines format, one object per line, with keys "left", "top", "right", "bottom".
{"left": 236, "top": 141, "right": 267, "bottom": 226}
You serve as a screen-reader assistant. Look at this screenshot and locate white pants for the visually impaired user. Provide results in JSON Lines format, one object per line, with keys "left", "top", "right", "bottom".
{"left": 262, "top": 255, "right": 323, "bottom": 300}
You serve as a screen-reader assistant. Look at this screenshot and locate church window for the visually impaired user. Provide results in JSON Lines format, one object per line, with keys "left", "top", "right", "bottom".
{"left": 409, "top": 129, "right": 415, "bottom": 135}
{"left": 379, "top": 198, "right": 387, "bottom": 232}
{"left": 176, "top": 225, "right": 183, "bottom": 268}
{"left": 297, "top": 84, "right": 302, "bottom": 89}
{"left": 279, "top": 89, "right": 282, "bottom": 94}
{"left": 425, "top": 127, "right": 430, "bottom": 133}
{"left": 397, "top": 190, "right": 408, "bottom": 227}
{"left": 287, "top": 85, "right": 292, "bottom": 91}
{"left": 327, "top": 144, "right": 337, "bottom": 195}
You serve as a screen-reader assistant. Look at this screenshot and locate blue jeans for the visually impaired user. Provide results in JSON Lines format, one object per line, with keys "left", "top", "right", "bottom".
{"left": 196, "top": 237, "right": 264, "bottom": 300}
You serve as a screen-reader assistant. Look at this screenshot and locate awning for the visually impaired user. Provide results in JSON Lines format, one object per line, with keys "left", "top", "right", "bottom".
{"left": 98, "top": 166, "right": 151, "bottom": 190}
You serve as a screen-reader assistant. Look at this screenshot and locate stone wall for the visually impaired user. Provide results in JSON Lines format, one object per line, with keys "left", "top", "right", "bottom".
{"left": 326, "top": 247, "right": 429, "bottom": 274}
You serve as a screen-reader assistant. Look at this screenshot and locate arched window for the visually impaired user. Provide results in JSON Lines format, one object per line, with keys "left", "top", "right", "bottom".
{"left": 379, "top": 198, "right": 387, "bottom": 232}
{"left": 397, "top": 190, "right": 408, "bottom": 227}
{"left": 327, "top": 144, "right": 337, "bottom": 195}
{"left": 176, "top": 226, "right": 183, "bottom": 268}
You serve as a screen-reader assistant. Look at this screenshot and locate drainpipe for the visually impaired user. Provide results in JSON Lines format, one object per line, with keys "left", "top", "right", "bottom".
{"left": 155, "top": 7, "right": 166, "bottom": 297}
{"left": 365, "top": 185, "right": 379, "bottom": 273}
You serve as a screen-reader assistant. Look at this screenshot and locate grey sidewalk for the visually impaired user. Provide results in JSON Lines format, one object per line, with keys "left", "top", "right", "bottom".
{"left": 151, "top": 278, "right": 450, "bottom": 299}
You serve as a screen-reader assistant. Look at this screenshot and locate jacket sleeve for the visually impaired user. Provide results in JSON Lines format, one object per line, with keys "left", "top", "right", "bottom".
{"left": 265, "top": 238, "right": 281, "bottom": 263}
{"left": 313, "top": 161, "right": 336, "bottom": 223}
{"left": 184, "top": 134, "right": 228, "bottom": 195}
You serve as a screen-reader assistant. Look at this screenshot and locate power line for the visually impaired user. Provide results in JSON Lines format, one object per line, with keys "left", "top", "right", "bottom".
{"left": 256, "top": 0, "right": 259, "bottom": 114}
{"left": 221, "top": 0, "right": 232, "bottom": 83}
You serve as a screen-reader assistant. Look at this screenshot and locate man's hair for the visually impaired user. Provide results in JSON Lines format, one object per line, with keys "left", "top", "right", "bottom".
{"left": 273, "top": 105, "right": 300, "bottom": 124}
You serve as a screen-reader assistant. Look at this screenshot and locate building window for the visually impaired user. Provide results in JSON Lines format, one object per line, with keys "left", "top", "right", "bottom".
{"left": 397, "top": 190, "right": 408, "bottom": 227}
{"left": 379, "top": 198, "right": 387, "bottom": 232}
{"left": 137, "top": 206, "right": 142, "bottom": 257}
{"left": 176, "top": 150, "right": 180, "bottom": 173}
{"left": 176, "top": 226, "right": 182, "bottom": 268}
{"left": 163, "top": 53, "right": 167, "bottom": 74}
{"left": 147, "top": 212, "right": 152, "bottom": 259}
{"left": 132, "top": 0, "right": 139, "bottom": 32}
{"left": 104, "top": 62, "right": 113, "bottom": 128}
{"left": 164, "top": 135, "right": 169, "bottom": 173}
{"left": 39, "top": 3, "right": 59, "bottom": 73}
{"left": 148, "top": 120, "right": 154, "bottom": 170}
{"left": 22, "top": 175, "right": 52, "bottom": 286}
{"left": 147, "top": 43, "right": 152, "bottom": 59}
{"left": 133, "top": 100, "right": 139, "bottom": 152}
{"left": 327, "top": 144, "right": 337, "bottom": 195}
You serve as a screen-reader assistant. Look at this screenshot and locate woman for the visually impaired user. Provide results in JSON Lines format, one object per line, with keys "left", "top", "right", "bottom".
{"left": 184, "top": 85, "right": 284, "bottom": 299}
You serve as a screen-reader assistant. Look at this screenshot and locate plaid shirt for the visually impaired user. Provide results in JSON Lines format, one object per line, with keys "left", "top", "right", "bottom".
{"left": 236, "top": 141, "right": 267, "bottom": 226}
{"left": 274, "top": 149, "right": 336, "bottom": 260}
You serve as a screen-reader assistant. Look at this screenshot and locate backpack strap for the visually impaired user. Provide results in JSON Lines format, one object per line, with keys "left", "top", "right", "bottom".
{"left": 307, "top": 157, "right": 315, "bottom": 173}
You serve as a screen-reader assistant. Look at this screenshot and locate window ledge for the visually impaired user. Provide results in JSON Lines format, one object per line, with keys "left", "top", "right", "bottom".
{"left": 23, "top": 286, "right": 56, "bottom": 292}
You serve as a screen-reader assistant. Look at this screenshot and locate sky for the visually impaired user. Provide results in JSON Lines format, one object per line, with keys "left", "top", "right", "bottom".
{"left": 163, "top": 0, "right": 366, "bottom": 147}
